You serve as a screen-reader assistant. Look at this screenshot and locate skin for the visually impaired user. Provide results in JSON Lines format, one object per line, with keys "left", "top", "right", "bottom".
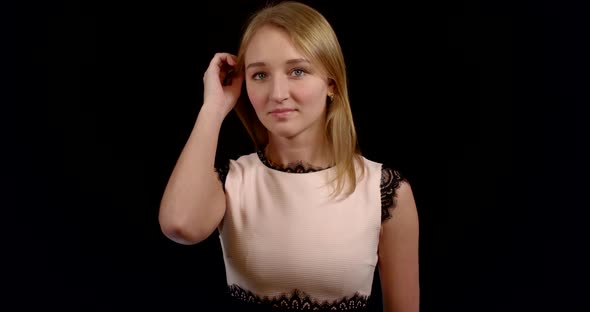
{"left": 243, "top": 25, "right": 335, "bottom": 168}
{"left": 158, "top": 52, "right": 243, "bottom": 245}
{"left": 162, "top": 23, "right": 420, "bottom": 312}
{"left": 379, "top": 182, "right": 420, "bottom": 312}
{"left": 243, "top": 25, "right": 420, "bottom": 312}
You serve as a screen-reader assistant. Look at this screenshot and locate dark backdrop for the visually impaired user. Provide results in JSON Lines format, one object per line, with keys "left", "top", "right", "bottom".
{"left": 6, "top": 1, "right": 587, "bottom": 311}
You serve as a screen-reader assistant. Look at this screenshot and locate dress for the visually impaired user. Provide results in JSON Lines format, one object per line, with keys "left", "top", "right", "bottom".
{"left": 215, "top": 150, "right": 404, "bottom": 311}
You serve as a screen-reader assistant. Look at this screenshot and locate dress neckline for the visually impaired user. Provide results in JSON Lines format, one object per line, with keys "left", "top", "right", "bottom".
{"left": 256, "top": 149, "right": 333, "bottom": 173}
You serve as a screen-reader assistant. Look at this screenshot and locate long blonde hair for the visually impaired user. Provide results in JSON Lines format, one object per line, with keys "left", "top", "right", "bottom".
{"left": 233, "top": 1, "right": 363, "bottom": 197}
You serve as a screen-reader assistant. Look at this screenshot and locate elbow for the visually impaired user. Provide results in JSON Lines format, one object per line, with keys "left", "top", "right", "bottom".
{"left": 158, "top": 212, "right": 209, "bottom": 245}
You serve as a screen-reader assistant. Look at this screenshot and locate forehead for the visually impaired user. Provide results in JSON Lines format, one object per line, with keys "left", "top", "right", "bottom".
{"left": 244, "top": 26, "right": 307, "bottom": 65}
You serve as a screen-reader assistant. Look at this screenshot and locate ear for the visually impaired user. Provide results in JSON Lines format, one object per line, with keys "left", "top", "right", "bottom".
{"left": 327, "top": 78, "right": 335, "bottom": 94}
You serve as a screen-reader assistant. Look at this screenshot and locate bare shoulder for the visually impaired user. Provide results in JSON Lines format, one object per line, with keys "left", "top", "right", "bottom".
{"left": 396, "top": 180, "right": 414, "bottom": 203}
{"left": 378, "top": 172, "right": 420, "bottom": 311}
{"left": 378, "top": 163, "right": 417, "bottom": 222}
{"left": 384, "top": 179, "right": 418, "bottom": 224}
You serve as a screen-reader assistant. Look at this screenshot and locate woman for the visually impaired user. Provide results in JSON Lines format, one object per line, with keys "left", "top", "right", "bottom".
{"left": 159, "top": 1, "right": 419, "bottom": 311}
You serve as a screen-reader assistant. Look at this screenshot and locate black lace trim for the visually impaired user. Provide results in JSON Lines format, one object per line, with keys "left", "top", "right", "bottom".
{"left": 215, "top": 156, "right": 405, "bottom": 223}
{"left": 257, "top": 150, "right": 332, "bottom": 173}
{"left": 215, "top": 162, "right": 230, "bottom": 191}
{"left": 227, "top": 284, "right": 369, "bottom": 311}
{"left": 381, "top": 166, "right": 405, "bottom": 222}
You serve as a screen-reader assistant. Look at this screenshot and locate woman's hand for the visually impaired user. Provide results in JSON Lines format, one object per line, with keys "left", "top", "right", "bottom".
{"left": 201, "top": 52, "right": 244, "bottom": 118}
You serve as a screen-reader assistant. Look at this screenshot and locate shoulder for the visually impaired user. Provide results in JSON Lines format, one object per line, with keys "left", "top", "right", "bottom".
{"left": 367, "top": 159, "right": 408, "bottom": 222}
{"left": 380, "top": 164, "right": 406, "bottom": 191}
{"left": 215, "top": 152, "right": 259, "bottom": 188}
{"left": 357, "top": 156, "right": 403, "bottom": 179}
{"left": 357, "top": 155, "right": 382, "bottom": 171}
{"left": 216, "top": 152, "right": 258, "bottom": 170}
{"left": 357, "top": 156, "right": 405, "bottom": 189}
{"left": 381, "top": 165, "right": 415, "bottom": 223}
{"left": 231, "top": 152, "right": 259, "bottom": 168}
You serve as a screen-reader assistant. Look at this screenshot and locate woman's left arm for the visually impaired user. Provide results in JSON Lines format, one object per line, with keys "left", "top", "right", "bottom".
{"left": 378, "top": 180, "right": 420, "bottom": 312}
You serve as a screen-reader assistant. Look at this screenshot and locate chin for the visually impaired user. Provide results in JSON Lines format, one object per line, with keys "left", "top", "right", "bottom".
{"left": 266, "top": 123, "right": 304, "bottom": 139}
{"left": 270, "top": 128, "right": 302, "bottom": 139}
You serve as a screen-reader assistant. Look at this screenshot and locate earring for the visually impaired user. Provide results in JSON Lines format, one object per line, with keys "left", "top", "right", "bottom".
{"left": 328, "top": 93, "right": 334, "bottom": 102}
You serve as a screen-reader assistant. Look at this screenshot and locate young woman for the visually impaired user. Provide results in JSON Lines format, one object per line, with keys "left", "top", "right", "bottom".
{"left": 159, "top": 1, "right": 419, "bottom": 311}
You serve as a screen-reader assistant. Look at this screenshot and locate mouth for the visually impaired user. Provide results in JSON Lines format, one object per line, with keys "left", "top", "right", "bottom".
{"left": 270, "top": 108, "right": 296, "bottom": 118}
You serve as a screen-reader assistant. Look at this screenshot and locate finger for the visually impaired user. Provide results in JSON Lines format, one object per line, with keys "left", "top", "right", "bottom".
{"left": 215, "top": 53, "right": 238, "bottom": 70}
{"left": 226, "top": 70, "right": 244, "bottom": 90}
{"left": 204, "top": 53, "right": 238, "bottom": 84}
{"left": 207, "top": 53, "right": 227, "bottom": 73}
{"left": 226, "top": 54, "right": 238, "bottom": 66}
{"left": 222, "top": 68, "right": 235, "bottom": 86}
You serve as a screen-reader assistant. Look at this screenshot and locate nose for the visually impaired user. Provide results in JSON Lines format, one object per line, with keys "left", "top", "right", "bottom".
{"left": 269, "top": 75, "right": 289, "bottom": 103}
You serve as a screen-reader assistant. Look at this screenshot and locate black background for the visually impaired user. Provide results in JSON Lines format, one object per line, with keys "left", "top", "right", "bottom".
{"left": 6, "top": 0, "right": 588, "bottom": 311}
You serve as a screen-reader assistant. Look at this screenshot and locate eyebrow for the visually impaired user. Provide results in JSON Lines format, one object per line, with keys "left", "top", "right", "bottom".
{"left": 246, "top": 58, "right": 310, "bottom": 70}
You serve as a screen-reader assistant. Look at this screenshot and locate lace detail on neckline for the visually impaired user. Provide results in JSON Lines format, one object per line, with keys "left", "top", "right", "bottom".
{"left": 257, "top": 149, "right": 332, "bottom": 173}
{"left": 228, "top": 284, "right": 369, "bottom": 311}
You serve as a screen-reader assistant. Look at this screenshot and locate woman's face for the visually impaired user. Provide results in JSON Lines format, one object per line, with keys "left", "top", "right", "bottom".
{"left": 244, "top": 25, "right": 333, "bottom": 140}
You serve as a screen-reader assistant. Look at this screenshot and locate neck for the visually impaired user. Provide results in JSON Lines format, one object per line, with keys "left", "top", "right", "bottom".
{"left": 265, "top": 131, "right": 333, "bottom": 169}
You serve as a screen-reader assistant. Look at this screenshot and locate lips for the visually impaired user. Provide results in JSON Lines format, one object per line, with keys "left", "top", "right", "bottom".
{"left": 270, "top": 108, "right": 295, "bottom": 114}
{"left": 269, "top": 108, "right": 296, "bottom": 118}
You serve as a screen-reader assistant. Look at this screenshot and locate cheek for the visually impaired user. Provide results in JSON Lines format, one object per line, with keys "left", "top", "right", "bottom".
{"left": 246, "top": 83, "right": 266, "bottom": 111}
{"left": 294, "top": 86, "right": 325, "bottom": 106}
{"left": 296, "top": 89, "right": 318, "bottom": 102}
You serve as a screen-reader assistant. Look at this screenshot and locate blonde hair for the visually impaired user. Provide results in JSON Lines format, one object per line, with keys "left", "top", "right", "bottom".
{"left": 234, "top": 1, "right": 364, "bottom": 197}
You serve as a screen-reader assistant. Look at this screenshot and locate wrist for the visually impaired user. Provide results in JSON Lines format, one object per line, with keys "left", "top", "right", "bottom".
{"left": 198, "top": 104, "right": 228, "bottom": 124}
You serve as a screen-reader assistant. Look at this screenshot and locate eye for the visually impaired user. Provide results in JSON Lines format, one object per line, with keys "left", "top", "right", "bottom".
{"left": 291, "top": 68, "right": 306, "bottom": 77}
{"left": 252, "top": 72, "right": 267, "bottom": 80}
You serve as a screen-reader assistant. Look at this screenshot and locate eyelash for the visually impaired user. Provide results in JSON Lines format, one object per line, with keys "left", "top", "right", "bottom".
{"left": 252, "top": 68, "right": 308, "bottom": 80}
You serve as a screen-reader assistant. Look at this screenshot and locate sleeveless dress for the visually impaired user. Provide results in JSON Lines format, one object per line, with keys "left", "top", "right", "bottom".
{"left": 215, "top": 150, "right": 404, "bottom": 311}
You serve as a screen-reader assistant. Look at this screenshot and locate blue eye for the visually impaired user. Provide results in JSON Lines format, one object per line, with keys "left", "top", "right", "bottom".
{"left": 291, "top": 69, "right": 305, "bottom": 77}
{"left": 252, "top": 72, "right": 266, "bottom": 80}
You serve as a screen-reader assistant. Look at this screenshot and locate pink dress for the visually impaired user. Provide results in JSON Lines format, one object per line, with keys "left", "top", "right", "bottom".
{"left": 215, "top": 150, "right": 404, "bottom": 311}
